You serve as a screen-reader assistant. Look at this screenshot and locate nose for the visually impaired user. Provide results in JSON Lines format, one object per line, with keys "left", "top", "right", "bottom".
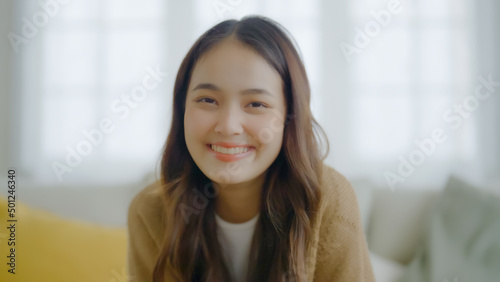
{"left": 214, "top": 103, "right": 244, "bottom": 136}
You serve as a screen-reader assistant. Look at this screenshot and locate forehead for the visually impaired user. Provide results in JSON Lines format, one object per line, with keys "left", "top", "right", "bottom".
{"left": 189, "top": 38, "right": 283, "bottom": 93}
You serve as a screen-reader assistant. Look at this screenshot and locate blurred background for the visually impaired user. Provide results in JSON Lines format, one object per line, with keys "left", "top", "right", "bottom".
{"left": 1, "top": 0, "right": 499, "bottom": 189}
{"left": 0, "top": 0, "right": 499, "bottom": 281}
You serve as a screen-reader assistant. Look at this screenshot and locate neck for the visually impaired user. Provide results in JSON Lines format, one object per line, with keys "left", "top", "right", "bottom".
{"left": 214, "top": 173, "right": 265, "bottom": 224}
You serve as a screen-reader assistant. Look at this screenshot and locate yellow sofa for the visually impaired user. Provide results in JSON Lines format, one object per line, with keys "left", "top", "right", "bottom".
{"left": 0, "top": 196, "right": 128, "bottom": 282}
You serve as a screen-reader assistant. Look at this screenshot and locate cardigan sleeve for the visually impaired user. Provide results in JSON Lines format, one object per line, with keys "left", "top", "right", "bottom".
{"left": 127, "top": 189, "right": 160, "bottom": 282}
{"left": 314, "top": 168, "right": 375, "bottom": 281}
{"left": 127, "top": 183, "right": 181, "bottom": 282}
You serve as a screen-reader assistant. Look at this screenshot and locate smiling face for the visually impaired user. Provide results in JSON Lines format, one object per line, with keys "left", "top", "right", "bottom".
{"left": 184, "top": 38, "right": 286, "bottom": 187}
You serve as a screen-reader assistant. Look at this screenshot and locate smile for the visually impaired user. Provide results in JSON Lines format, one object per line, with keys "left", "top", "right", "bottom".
{"left": 206, "top": 144, "right": 255, "bottom": 162}
{"left": 210, "top": 144, "right": 250, "bottom": 154}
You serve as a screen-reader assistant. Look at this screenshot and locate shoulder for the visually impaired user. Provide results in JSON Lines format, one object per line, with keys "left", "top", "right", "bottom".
{"left": 318, "top": 163, "right": 361, "bottom": 231}
{"left": 127, "top": 180, "right": 166, "bottom": 248}
{"left": 312, "top": 164, "right": 375, "bottom": 281}
{"left": 319, "top": 163, "right": 353, "bottom": 193}
{"left": 128, "top": 180, "right": 165, "bottom": 220}
{"left": 319, "top": 163, "right": 356, "bottom": 204}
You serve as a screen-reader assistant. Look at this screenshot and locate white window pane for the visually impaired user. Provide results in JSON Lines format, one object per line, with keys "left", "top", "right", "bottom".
{"left": 264, "top": 0, "right": 319, "bottom": 19}
{"left": 351, "top": 29, "right": 412, "bottom": 84}
{"left": 349, "top": 0, "right": 413, "bottom": 21}
{"left": 102, "top": 81, "right": 169, "bottom": 122}
{"left": 418, "top": 90, "right": 453, "bottom": 136}
{"left": 450, "top": 0, "right": 470, "bottom": 19}
{"left": 349, "top": 0, "right": 386, "bottom": 19}
{"left": 457, "top": 115, "right": 477, "bottom": 160}
{"left": 104, "top": 88, "right": 165, "bottom": 159}
{"left": 199, "top": 0, "right": 260, "bottom": 22}
{"left": 352, "top": 93, "right": 413, "bottom": 159}
{"left": 452, "top": 29, "right": 473, "bottom": 86}
{"left": 106, "top": 0, "right": 165, "bottom": 20}
{"left": 292, "top": 28, "right": 319, "bottom": 85}
{"left": 419, "top": 28, "right": 451, "bottom": 84}
{"left": 413, "top": 91, "right": 456, "bottom": 161}
{"left": 194, "top": 0, "right": 215, "bottom": 21}
{"left": 450, "top": 86, "right": 481, "bottom": 160}
{"left": 43, "top": 31, "right": 99, "bottom": 86}
{"left": 105, "top": 30, "right": 164, "bottom": 85}
{"left": 58, "top": 0, "right": 102, "bottom": 21}
{"left": 418, "top": 0, "right": 451, "bottom": 19}
{"left": 42, "top": 94, "right": 98, "bottom": 158}
{"left": 291, "top": 27, "right": 321, "bottom": 119}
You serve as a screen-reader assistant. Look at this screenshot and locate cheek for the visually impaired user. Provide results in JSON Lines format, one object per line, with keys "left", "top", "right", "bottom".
{"left": 184, "top": 107, "right": 213, "bottom": 138}
{"left": 250, "top": 115, "right": 285, "bottom": 147}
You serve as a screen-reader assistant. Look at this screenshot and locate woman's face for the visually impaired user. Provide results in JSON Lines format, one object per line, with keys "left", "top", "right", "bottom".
{"left": 184, "top": 38, "right": 286, "bottom": 186}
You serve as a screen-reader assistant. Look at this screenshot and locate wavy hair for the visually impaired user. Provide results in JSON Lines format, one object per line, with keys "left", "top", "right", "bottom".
{"left": 153, "top": 15, "right": 329, "bottom": 282}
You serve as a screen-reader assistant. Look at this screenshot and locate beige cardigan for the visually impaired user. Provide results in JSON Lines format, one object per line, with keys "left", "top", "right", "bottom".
{"left": 127, "top": 164, "right": 375, "bottom": 281}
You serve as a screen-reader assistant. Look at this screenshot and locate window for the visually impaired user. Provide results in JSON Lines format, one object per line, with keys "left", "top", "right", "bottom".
{"left": 345, "top": 0, "right": 475, "bottom": 187}
{"left": 16, "top": 0, "right": 170, "bottom": 185}
{"left": 12, "top": 0, "right": 490, "bottom": 189}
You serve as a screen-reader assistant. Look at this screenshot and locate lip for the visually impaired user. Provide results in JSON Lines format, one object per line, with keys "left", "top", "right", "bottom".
{"left": 209, "top": 142, "right": 255, "bottom": 148}
{"left": 206, "top": 144, "right": 255, "bottom": 162}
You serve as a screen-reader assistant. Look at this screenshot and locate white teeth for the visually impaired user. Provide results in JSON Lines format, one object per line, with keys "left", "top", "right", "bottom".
{"left": 211, "top": 145, "right": 250, "bottom": 154}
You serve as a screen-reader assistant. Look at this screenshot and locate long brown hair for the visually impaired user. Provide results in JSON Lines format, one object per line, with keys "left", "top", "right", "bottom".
{"left": 153, "top": 15, "right": 329, "bottom": 282}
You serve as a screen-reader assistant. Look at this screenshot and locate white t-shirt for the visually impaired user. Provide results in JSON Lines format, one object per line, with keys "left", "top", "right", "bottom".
{"left": 215, "top": 212, "right": 260, "bottom": 282}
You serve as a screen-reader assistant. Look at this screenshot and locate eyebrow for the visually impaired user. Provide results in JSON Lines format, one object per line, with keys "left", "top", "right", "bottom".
{"left": 191, "top": 83, "right": 273, "bottom": 96}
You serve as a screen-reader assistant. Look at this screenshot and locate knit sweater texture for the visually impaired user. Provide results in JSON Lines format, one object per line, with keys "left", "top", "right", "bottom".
{"left": 127, "top": 164, "right": 375, "bottom": 281}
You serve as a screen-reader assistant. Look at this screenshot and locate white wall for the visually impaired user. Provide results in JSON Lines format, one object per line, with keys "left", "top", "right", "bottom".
{"left": 474, "top": 0, "right": 500, "bottom": 181}
{"left": 0, "top": 1, "right": 13, "bottom": 176}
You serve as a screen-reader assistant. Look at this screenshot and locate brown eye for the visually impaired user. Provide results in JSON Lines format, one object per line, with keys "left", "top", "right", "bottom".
{"left": 248, "top": 102, "right": 268, "bottom": 108}
{"left": 197, "top": 97, "right": 217, "bottom": 104}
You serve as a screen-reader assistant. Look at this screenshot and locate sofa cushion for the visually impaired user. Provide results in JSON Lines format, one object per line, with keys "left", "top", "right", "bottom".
{"left": 368, "top": 188, "right": 438, "bottom": 264}
{"left": 1, "top": 183, "right": 144, "bottom": 227}
{"left": 370, "top": 251, "right": 405, "bottom": 282}
{"left": 0, "top": 196, "right": 128, "bottom": 282}
{"left": 399, "top": 176, "right": 500, "bottom": 282}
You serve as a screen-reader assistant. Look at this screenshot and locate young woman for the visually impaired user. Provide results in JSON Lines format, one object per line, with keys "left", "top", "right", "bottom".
{"left": 127, "top": 15, "right": 374, "bottom": 282}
